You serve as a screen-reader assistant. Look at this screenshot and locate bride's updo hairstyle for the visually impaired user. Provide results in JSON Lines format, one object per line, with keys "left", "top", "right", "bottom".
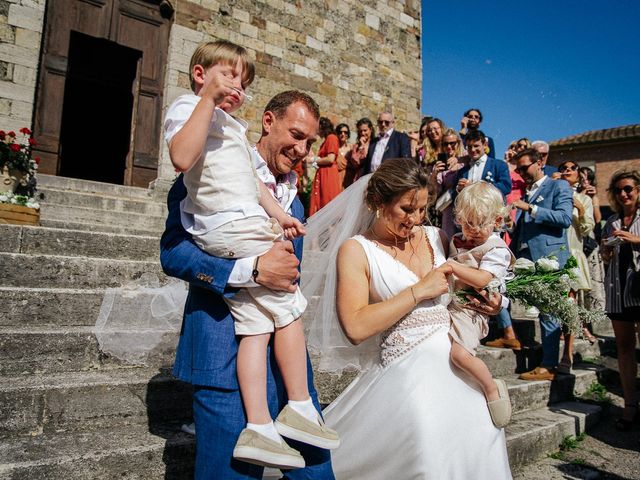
{"left": 365, "top": 158, "right": 429, "bottom": 212}
{"left": 454, "top": 181, "right": 508, "bottom": 229}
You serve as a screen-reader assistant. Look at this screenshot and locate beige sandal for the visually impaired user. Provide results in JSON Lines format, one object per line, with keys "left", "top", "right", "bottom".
{"left": 487, "top": 379, "right": 512, "bottom": 428}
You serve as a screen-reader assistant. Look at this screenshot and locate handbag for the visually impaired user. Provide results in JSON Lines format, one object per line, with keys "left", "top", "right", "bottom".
{"left": 583, "top": 235, "right": 598, "bottom": 257}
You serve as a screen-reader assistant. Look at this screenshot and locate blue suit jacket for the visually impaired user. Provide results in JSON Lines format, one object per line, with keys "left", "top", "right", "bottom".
{"left": 543, "top": 164, "right": 558, "bottom": 176}
{"left": 363, "top": 130, "right": 412, "bottom": 173}
{"left": 511, "top": 176, "right": 573, "bottom": 266}
{"left": 456, "top": 157, "right": 512, "bottom": 198}
{"left": 161, "top": 177, "right": 305, "bottom": 389}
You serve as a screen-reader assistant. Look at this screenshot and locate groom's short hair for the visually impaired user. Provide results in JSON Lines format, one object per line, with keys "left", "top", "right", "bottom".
{"left": 264, "top": 90, "right": 320, "bottom": 120}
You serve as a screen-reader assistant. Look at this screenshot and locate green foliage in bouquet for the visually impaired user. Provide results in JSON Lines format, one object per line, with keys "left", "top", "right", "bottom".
{"left": 456, "top": 254, "right": 608, "bottom": 335}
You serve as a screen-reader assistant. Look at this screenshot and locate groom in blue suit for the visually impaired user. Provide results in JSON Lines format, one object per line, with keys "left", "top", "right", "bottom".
{"left": 160, "top": 91, "right": 334, "bottom": 479}
{"left": 455, "top": 130, "right": 511, "bottom": 199}
{"left": 510, "top": 148, "right": 574, "bottom": 381}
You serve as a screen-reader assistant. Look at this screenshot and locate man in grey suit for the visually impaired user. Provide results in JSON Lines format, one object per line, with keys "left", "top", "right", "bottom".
{"left": 509, "top": 148, "right": 574, "bottom": 381}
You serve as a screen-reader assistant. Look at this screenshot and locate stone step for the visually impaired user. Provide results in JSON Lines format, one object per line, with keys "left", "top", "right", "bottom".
{"left": 39, "top": 203, "right": 166, "bottom": 232}
{"left": 0, "top": 253, "right": 165, "bottom": 289}
{"left": 0, "top": 224, "right": 159, "bottom": 261}
{"left": 0, "top": 402, "right": 600, "bottom": 479}
{"left": 0, "top": 369, "right": 191, "bottom": 436}
{"left": 505, "top": 401, "right": 601, "bottom": 472}
{"left": 479, "top": 337, "right": 602, "bottom": 377}
{"left": 40, "top": 187, "right": 166, "bottom": 217}
{"left": 0, "top": 287, "right": 104, "bottom": 327}
{"left": 40, "top": 218, "right": 163, "bottom": 236}
{"left": 0, "top": 326, "right": 178, "bottom": 376}
{"left": 0, "top": 423, "right": 195, "bottom": 479}
{"left": 36, "top": 174, "right": 155, "bottom": 201}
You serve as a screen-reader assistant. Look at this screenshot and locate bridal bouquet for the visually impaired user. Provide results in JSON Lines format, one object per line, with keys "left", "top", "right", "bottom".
{"left": 455, "top": 255, "right": 607, "bottom": 335}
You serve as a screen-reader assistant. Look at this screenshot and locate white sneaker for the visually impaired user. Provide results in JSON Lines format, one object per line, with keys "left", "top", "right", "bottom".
{"left": 181, "top": 422, "right": 195, "bottom": 435}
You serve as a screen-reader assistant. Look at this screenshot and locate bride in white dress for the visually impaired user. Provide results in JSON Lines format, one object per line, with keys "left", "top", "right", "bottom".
{"left": 302, "top": 158, "right": 512, "bottom": 479}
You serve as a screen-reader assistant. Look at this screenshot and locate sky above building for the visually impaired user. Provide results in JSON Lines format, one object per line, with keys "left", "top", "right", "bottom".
{"left": 421, "top": 0, "right": 640, "bottom": 157}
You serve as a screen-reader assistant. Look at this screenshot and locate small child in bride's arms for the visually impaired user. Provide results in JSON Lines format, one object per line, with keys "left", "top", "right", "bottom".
{"left": 446, "top": 181, "right": 515, "bottom": 428}
{"left": 163, "top": 40, "right": 338, "bottom": 470}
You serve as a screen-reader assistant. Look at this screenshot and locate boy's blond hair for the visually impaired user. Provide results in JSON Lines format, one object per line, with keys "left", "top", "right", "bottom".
{"left": 189, "top": 40, "right": 255, "bottom": 92}
{"left": 454, "top": 181, "right": 508, "bottom": 227}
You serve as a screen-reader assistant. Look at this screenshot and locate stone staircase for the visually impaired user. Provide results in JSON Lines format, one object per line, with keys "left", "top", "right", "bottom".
{"left": 0, "top": 175, "right": 613, "bottom": 478}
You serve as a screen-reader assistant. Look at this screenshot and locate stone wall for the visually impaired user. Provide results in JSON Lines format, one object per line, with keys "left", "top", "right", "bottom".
{"left": 0, "top": 0, "right": 422, "bottom": 183}
{"left": 159, "top": 0, "right": 422, "bottom": 180}
{"left": 0, "top": 0, "right": 44, "bottom": 132}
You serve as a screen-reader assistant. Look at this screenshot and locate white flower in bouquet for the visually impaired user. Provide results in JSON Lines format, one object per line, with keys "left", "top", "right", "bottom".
{"left": 513, "top": 257, "right": 535, "bottom": 274}
{"left": 536, "top": 257, "right": 560, "bottom": 272}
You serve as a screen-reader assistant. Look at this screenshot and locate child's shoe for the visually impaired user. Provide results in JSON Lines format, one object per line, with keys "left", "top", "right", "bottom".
{"left": 275, "top": 405, "right": 340, "bottom": 449}
{"left": 487, "top": 379, "right": 512, "bottom": 428}
{"left": 232, "top": 428, "right": 305, "bottom": 469}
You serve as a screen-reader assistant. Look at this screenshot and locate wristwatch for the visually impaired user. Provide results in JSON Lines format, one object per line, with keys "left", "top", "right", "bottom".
{"left": 252, "top": 256, "right": 260, "bottom": 282}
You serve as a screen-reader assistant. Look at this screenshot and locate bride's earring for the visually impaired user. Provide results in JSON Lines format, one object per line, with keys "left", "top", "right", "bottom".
{"left": 376, "top": 209, "right": 380, "bottom": 219}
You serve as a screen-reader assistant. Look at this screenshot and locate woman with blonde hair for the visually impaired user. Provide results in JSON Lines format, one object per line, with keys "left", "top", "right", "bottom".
{"left": 417, "top": 118, "right": 446, "bottom": 165}
{"left": 601, "top": 169, "right": 640, "bottom": 431}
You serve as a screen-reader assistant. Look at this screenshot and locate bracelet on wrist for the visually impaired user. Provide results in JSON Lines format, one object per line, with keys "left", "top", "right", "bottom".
{"left": 410, "top": 286, "right": 418, "bottom": 306}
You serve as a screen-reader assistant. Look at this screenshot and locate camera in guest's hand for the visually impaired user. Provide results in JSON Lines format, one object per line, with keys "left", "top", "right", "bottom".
{"left": 437, "top": 152, "right": 448, "bottom": 163}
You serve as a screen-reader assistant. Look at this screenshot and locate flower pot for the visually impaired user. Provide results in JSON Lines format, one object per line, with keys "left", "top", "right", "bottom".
{"left": 0, "top": 166, "right": 24, "bottom": 193}
{"left": 0, "top": 202, "right": 40, "bottom": 225}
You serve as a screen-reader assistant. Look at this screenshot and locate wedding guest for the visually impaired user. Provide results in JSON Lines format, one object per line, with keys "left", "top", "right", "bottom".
{"left": 557, "top": 160, "right": 596, "bottom": 366}
{"left": 509, "top": 149, "right": 574, "bottom": 381}
{"left": 579, "top": 166, "right": 606, "bottom": 316}
{"left": 343, "top": 118, "right": 373, "bottom": 188}
{"left": 309, "top": 117, "right": 342, "bottom": 215}
{"left": 335, "top": 123, "right": 351, "bottom": 189}
{"left": 455, "top": 130, "right": 511, "bottom": 198}
{"left": 503, "top": 140, "right": 527, "bottom": 246}
{"left": 362, "top": 111, "right": 412, "bottom": 173}
{"left": 531, "top": 140, "right": 557, "bottom": 177}
{"left": 459, "top": 108, "right": 496, "bottom": 158}
{"left": 601, "top": 169, "right": 640, "bottom": 431}
{"left": 514, "top": 137, "right": 531, "bottom": 153}
{"left": 418, "top": 117, "right": 446, "bottom": 165}
{"left": 433, "top": 128, "right": 466, "bottom": 237}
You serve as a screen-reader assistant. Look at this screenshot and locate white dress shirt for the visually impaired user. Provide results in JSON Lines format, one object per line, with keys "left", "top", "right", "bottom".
{"left": 370, "top": 128, "right": 394, "bottom": 172}
{"left": 526, "top": 175, "right": 548, "bottom": 218}
{"left": 467, "top": 154, "right": 488, "bottom": 183}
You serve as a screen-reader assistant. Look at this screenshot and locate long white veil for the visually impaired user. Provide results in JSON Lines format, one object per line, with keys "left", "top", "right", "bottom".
{"left": 301, "top": 174, "right": 381, "bottom": 374}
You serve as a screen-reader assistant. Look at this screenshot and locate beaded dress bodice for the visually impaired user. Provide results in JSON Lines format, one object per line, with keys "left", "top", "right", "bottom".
{"left": 353, "top": 226, "right": 451, "bottom": 367}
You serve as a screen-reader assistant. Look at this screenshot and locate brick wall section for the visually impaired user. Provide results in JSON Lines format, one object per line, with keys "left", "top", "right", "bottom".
{"left": 0, "top": 0, "right": 44, "bottom": 132}
{"left": 550, "top": 141, "right": 640, "bottom": 208}
{"left": 158, "top": 0, "right": 422, "bottom": 180}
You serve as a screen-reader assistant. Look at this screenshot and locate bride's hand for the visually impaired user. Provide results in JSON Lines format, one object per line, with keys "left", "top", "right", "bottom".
{"left": 413, "top": 267, "right": 450, "bottom": 301}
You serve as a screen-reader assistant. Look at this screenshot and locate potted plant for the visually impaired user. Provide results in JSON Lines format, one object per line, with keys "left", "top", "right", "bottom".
{"left": 0, "top": 128, "right": 39, "bottom": 194}
{"left": 0, "top": 127, "right": 41, "bottom": 225}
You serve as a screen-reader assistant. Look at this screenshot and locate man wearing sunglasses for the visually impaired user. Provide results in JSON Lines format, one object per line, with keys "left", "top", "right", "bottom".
{"left": 459, "top": 108, "right": 496, "bottom": 158}
{"left": 507, "top": 148, "right": 574, "bottom": 382}
{"left": 362, "top": 111, "right": 412, "bottom": 174}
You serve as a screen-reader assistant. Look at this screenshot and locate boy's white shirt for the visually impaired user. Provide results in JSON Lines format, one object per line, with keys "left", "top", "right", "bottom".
{"left": 164, "top": 94, "right": 298, "bottom": 287}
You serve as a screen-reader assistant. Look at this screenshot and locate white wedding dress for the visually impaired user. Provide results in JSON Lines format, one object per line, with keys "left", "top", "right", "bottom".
{"left": 323, "top": 226, "right": 512, "bottom": 480}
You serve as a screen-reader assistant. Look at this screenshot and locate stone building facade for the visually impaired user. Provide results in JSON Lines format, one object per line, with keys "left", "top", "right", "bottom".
{"left": 549, "top": 124, "right": 640, "bottom": 209}
{"left": 0, "top": 0, "right": 422, "bottom": 187}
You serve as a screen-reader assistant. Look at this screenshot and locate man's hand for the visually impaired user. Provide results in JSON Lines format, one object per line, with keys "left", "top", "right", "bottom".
{"left": 511, "top": 199, "right": 530, "bottom": 212}
{"left": 255, "top": 242, "right": 299, "bottom": 292}
{"left": 465, "top": 290, "right": 503, "bottom": 316}
{"left": 456, "top": 178, "right": 469, "bottom": 192}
